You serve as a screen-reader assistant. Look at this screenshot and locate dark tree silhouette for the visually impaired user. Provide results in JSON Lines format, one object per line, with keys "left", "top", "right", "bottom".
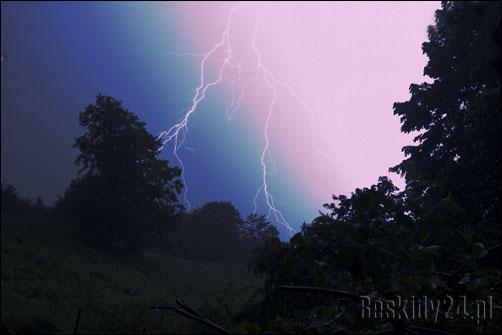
{"left": 240, "top": 213, "right": 279, "bottom": 252}
{"left": 391, "top": 1, "right": 501, "bottom": 224}
{"left": 61, "top": 94, "right": 183, "bottom": 252}
{"left": 1, "top": 183, "right": 31, "bottom": 215}
{"left": 177, "top": 201, "right": 245, "bottom": 262}
{"left": 247, "top": 2, "right": 501, "bottom": 334}
{"left": 1, "top": 183, "right": 48, "bottom": 219}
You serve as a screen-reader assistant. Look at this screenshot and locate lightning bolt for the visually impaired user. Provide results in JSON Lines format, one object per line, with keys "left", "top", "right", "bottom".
{"left": 158, "top": 3, "right": 242, "bottom": 209}
{"left": 250, "top": 17, "right": 295, "bottom": 236}
{"left": 160, "top": 3, "right": 332, "bottom": 236}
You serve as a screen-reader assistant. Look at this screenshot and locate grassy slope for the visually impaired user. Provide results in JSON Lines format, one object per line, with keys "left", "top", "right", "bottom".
{"left": 1, "top": 215, "right": 261, "bottom": 333}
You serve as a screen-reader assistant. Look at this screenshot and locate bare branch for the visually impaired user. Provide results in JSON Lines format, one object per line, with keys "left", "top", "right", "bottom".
{"left": 151, "top": 299, "right": 230, "bottom": 334}
{"left": 279, "top": 285, "right": 362, "bottom": 299}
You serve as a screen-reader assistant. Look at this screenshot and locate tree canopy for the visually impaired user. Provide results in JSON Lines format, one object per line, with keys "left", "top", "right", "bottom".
{"left": 172, "top": 202, "right": 279, "bottom": 263}
{"left": 60, "top": 94, "right": 183, "bottom": 252}
{"left": 391, "top": 1, "right": 501, "bottom": 224}
{"left": 248, "top": 2, "right": 501, "bottom": 333}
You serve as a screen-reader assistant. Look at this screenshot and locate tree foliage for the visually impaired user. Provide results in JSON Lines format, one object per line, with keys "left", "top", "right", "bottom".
{"left": 390, "top": 1, "right": 501, "bottom": 224}
{"left": 1, "top": 183, "right": 49, "bottom": 219}
{"left": 248, "top": 2, "right": 501, "bottom": 333}
{"left": 174, "top": 202, "right": 279, "bottom": 263}
{"left": 60, "top": 94, "right": 183, "bottom": 253}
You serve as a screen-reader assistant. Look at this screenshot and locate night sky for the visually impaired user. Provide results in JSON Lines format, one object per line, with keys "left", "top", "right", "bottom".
{"left": 1, "top": 2, "right": 440, "bottom": 236}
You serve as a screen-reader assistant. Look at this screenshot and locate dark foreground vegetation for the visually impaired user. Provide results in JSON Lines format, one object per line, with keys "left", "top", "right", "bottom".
{"left": 1, "top": 1, "right": 501, "bottom": 334}
{"left": 1, "top": 215, "right": 261, "bottom": 334}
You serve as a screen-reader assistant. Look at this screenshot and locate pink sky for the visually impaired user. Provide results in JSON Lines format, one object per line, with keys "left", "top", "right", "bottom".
{"left": 174, "top": 1, "right": 439, "bottom": 207}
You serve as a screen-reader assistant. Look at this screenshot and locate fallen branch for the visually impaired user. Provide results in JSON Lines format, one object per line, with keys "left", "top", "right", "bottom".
{"left": 150, "top": 298, "right": 230, "bottom": 334}
{"left": 73, "top": 308, "right": 82, "bottom": 335}
{"left": 278, "top": 285, "right": 362, "bottom": 299}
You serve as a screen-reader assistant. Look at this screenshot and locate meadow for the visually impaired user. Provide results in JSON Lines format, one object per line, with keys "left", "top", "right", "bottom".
{"left": 1, "top": 215, "right": 261, "bottom": 334}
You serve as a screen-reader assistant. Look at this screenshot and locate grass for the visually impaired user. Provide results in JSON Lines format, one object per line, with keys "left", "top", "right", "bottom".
{"left": 1, "top": 215, "right": 261, "bottom": 333}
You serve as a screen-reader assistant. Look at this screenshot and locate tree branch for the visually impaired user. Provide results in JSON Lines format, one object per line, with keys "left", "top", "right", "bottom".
{"left": 278, "top": 285, "right": 362, "bottom": 299}
{"left": 151, "top": 298, "right": 230, "bottom": 334}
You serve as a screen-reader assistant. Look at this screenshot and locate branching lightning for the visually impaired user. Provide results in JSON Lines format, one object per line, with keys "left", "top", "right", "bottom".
{"left": 159, "top": 3, "right": 332, "bottom": 236}
{"left": 158, "top": 3, "right": 242, "bottom": 209}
